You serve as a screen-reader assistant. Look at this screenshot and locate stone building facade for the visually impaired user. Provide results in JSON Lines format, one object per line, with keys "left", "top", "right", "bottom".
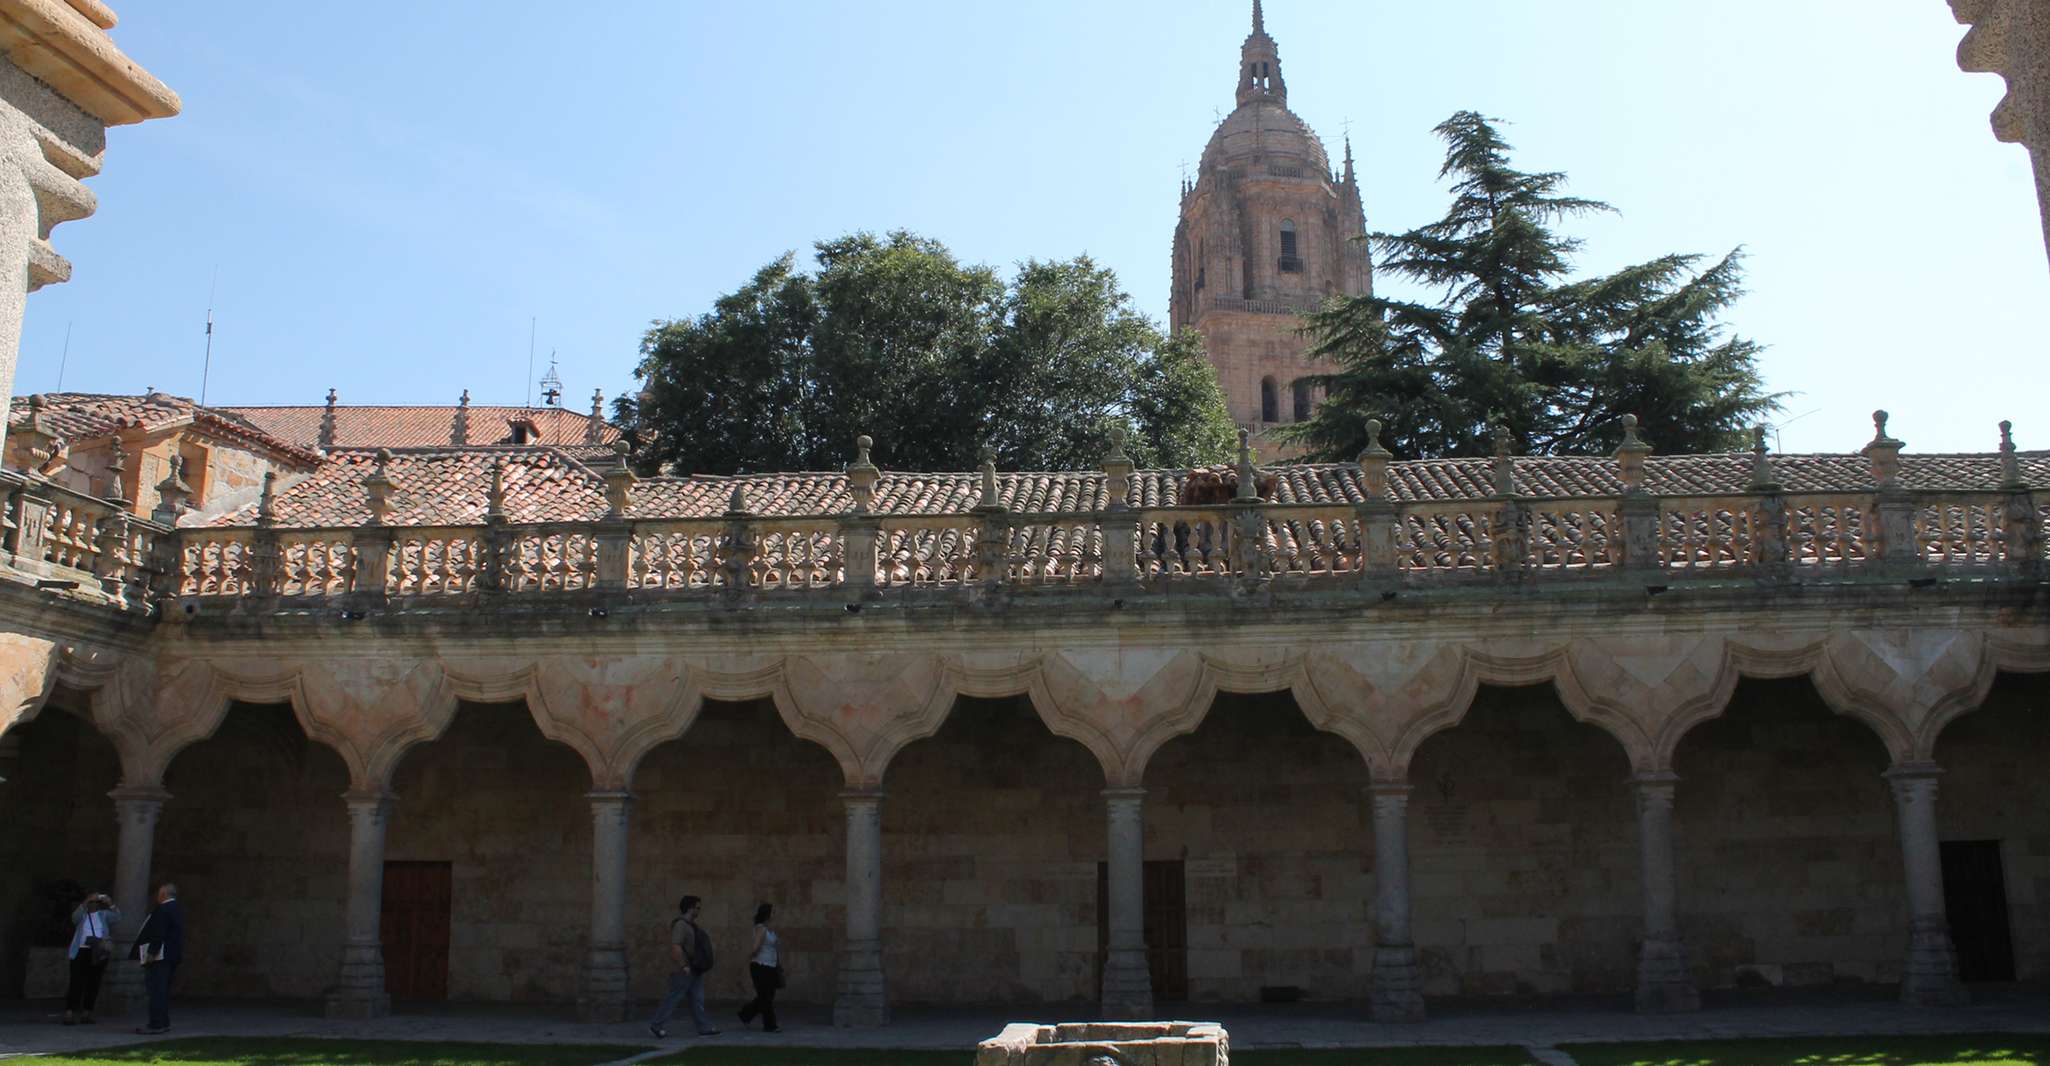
{"left": 0, "top": 416, "right": 2044, "bottom": 1026}
{"left": 1170, "top": 2, "right": 1371, "bottom": 449}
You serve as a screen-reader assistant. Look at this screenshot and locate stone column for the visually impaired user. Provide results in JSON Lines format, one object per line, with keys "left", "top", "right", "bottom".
{"left": 1887, "top": 763, "right": 1966, "bottom": 1005}
{"left": 326, "top": 790, "right": 394, "bottom": 1019}
{"left": 1368, "top": 779, "right": 1424, "bottom": 1022}
{"left": 578, "top": 791, "right": 633, "bottom": 1022}
{"left": 99, "top": 785, "right": 168, "bottom": 1015}
{"left": 0, "top": 161, "right": 32, "bottom": 457}
{"left": 1631, "top": 772, "right": 1699, "bottom": 1012}
{"left": 1100, "top": 786, "right": 1153, "bottom": 1019}
{"left": 834, "top": 788, "right": 888, "bottom": 1026}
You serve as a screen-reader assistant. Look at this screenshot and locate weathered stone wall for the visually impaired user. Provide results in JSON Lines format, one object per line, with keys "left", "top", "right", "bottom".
{"left": 0, "top": 708, "right": 120, "bottom": 999}
{"left": 1674, "top": 679, "right": 1906, "bottom": 989}
{"left": 880, "top": 696, "right": 1103, "bottom": 1005}
{"left": 385, "top": 703, "right": 590, "bottom": 1003}
{"left": 1934, "top": 672, "right": 2050, "bottom": 980}
{"left": 624, "top": 699, "right": 846, "bottom": 1007}
{"left": 154, "top": 703, "right": 349, "bottom": 998}
{"left": 1148, "top": 691, "right": 1372, "bottom": 1002}
{"left": 1408, "top": 687, "right": 1638, "bottom": 997}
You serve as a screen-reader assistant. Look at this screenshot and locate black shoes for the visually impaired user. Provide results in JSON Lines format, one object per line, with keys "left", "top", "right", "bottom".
{"left": 647, "top": 1022, "right": 667, "bottom": 1039}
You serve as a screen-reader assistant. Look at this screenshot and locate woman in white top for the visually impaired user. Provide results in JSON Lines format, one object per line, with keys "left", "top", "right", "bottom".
{"left": 63, "top": 891, "right": 120, "bottom": 1025}
{"left": 736, "top": 902, "right": 782, "bottom": 1032}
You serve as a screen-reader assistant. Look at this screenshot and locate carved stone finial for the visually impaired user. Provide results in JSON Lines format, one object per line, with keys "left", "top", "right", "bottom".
{"left": 1613, "top": 415, "right": 1651, "bottom": 494}
{"left": 320, "top": 388, "right": 340, "bottom": 449}
{"left": 1235, "top": 427, "right": 1258, "bottom": 501}
{"left": 104, "top": 434, "right": 130, "bottom": 505}
{"left": 978, "top": 449, "right": 1001, "bottom": 511}
{"left": 1999, "top": 420, "right": 2025, "bottom": 489}
{"left": 256, "top": 470, "right": 278, "bottom": 526}
{"left": 363, "top": 449, "right": 395, "bottom": 525}
{"left": 1100, "top": 425, "right": 1134, "bottom": 511}
{"left": 1863, "top": 409, "right": 1904, "bottom": 489}
{"left": 1357, "top": 418, "right": 1391, "bottom": 499}
{"left": 602, "top": 439, "right": 636, "bottom": 518}
{"left": 1492, "top": 425, "right": 1517, "bottom": 496}
{"left": 1749, "top": 424, "right": 1780, "bottom": 491}
{"left": 151, "top": 454, "right": 194, "bottom": 524}
{"left": 486, "top": 460, "right": 507, "bottom": 520}
{"left": 847, "top": 433, "right": 879, "bottom": 514}
{"left": 451, "top": 390, "right": 471, "bottom": 445}
{"left": 458, "top": 389, "right": 470, "bottom": 408}
{"left": 726, "top": 482, "right": 749, "bottom": 517}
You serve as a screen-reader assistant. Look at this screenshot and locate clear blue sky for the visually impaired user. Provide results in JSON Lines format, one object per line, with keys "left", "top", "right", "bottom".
{"left": 19, "top": 1, "right": 2044, "bottom": 454}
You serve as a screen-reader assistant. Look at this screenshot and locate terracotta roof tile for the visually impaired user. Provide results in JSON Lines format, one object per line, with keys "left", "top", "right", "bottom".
{"left": 207, "top": 447, "right": 2050, "bottom": 530}
{"left": 217, "top": 404, "right": 621, "bottom": 449}
{"left": 7, "top": 392, "right": 323, "bottom": 466}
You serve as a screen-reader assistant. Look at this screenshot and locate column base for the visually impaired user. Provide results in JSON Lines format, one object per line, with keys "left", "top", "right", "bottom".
{"left": 1100, "top": 947, "right": 1154, "bottom": 1020}
{"left": 324, "top": 991, "right": 392, "bottom": 1020}
{"left": 578, "top": 950, "right": 630, "bottom": 1023}
{"left": 99, "top": 950, "right": 144, "bottom": 1018}
{"left": 1900, "top": 921, "right": 1967, "bottom": 1006}
{"left": 833, "top": 946, "right": 889, "bottom": 1027}
{"left": 1370, "top": 943, "right": 1426, "bottom": 1023}
{"left": 1634, "top": 937, "right": 1700, "bottom": 1013}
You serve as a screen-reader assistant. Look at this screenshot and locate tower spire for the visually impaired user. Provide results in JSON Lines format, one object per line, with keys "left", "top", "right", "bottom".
{"left": 1343, "top": 132, "right": 1356, "bottom": 184}
{"left": 1236, "top": 0, "right": 1285, "bottom": 107}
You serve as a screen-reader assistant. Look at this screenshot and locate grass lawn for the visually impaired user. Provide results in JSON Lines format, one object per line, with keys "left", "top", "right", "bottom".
{"left": 9, "top": 1037, "right": 653, "bottom": 1066}
{"left": 1562, "top": 1035, "right": 2050, "bottom": 1066}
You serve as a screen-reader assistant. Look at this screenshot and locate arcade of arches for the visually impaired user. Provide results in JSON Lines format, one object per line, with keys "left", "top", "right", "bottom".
{"left": 2, "top": 611, "right": 2047, "bottom": 1025}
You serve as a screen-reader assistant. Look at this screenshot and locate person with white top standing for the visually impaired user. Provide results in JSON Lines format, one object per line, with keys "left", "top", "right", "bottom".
{"left": 62, "top": 890, "right": 120, "bottom": 1026}
{"left": 736, "top": 902, "right": 783, "bottom": 1033}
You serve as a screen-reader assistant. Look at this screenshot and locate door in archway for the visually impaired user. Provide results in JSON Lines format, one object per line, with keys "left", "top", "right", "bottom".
{"left": 381, "top": 861, "right": 452, "bottom": 1001}
{"left": 1096, "top": 859, "right": 1188, "bottom": 1001}
{"left": 1940, "top": 840, "right": 2015, "bottom": 982}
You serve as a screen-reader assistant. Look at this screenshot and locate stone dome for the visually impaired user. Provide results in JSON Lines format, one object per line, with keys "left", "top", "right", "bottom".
{"left": 1198, "top": 97, "right": 1331, "bottom": 178}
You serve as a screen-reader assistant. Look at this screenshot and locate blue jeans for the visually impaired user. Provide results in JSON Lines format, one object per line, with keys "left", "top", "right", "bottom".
{"left": 144, "top": 961, "right": 177, "bottom": 1031}
{"left": 650, "top": 970, "right": 711, "bottom": 1033}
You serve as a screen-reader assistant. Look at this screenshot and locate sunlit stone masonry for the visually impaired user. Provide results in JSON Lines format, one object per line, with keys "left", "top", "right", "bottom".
{"left": 0, "top": 408, "right": 2045, "bottom": 1026}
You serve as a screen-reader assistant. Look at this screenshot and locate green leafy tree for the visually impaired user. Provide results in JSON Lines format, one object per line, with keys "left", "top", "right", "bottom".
{"left": 619, "top": 231, "right": 1236, "bottom": 475}
{"left": 1283, "top": 111, "right": 1779, "bottom": 460}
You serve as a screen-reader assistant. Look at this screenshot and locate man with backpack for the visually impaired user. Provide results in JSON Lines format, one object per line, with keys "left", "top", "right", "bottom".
{"left": 648, "top": 895, "right": 719, "bottom": 1039}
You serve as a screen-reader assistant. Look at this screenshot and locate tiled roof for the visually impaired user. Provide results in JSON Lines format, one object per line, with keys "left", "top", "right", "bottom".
{"left": 217, "top": 404, "right": 621, "bottom": 449}
{"left": 7, "top": 392, "right": 324, "bottom": 466}
{"left": 208, "top": 446, "right": 2050, "bottom": 529}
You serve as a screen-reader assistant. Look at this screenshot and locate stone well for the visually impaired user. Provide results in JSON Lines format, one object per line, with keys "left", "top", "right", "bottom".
{"left": 975, "top": 1021, "right": 1229, "bottom": 1065}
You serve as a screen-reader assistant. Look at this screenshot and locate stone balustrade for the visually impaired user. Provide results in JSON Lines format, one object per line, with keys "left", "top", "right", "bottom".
{"left": 0, "top": 468, "right": 168, "bottom": 611}
{"left": 160, "top": 421, "right": 2045, "bottom": 611}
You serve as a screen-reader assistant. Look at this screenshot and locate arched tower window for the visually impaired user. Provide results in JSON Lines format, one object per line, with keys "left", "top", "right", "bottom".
{"left": 1278, "top": 220, "right": 1301, "bottom": 273}
{"left": 1292, "top": 379, "right": 1312, "bottom": 422}
{"left": 1261, "top": 376, "right": 1279, "bottom": 423}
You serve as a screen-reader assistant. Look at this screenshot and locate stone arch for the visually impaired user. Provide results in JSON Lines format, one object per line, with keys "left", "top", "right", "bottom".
{"left": 1809, "top": 630, "right": 1999, "bottom": 765}
{"left": 753, "top": 652, "right": 957, "bottom": 790}
{"left": 1913, "top": 631, "right": 2050, "bottom": 761}
{"left": 125, "top": 659, "right": 370, "bottom": 791}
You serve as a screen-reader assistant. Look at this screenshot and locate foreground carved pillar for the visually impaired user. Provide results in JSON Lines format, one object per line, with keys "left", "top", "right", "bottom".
{"left": 1631, "top": 772, "right": 1699, "bottom": 1012}
{"left": 1888, "top": 763, "right": 1966, "bottom": 1005}
{"left": 1368, "top": 778, "right": 1424, "bottom": 1022}
{"left": 1100, "top": 786, "right": 1153, "bottom": 1019}
{"left": 100, "top": 785, "right": 167, "bottom": 1015}
{"left": 834, "top": 788, "right": 888, "bottom": 1026}
{"left": 578, "top": 791, "right": 633, "bottom": 1022}
{"left": 326, "top": 790, "right": 393, "bottom": 1018}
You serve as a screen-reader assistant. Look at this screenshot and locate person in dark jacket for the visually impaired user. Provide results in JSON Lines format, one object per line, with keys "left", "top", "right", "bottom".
{"left": 129, "top": 882, "right": 183, "bottom": 1035}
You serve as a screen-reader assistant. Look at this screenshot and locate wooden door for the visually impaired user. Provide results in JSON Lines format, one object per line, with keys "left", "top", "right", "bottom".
{"left": 381, "top": 861, "right": 452, "bottom": 1001}
{"left": 1096, "top": 859, "right": 1188, "bottom": 1002}
{"left": 1940, "top": 840, "right": 2015, "bottom": 982}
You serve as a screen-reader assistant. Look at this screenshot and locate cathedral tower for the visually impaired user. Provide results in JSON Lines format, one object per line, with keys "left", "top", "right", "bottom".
{"left": 1170, "top": 1, "right": 1371, "bottom": 447}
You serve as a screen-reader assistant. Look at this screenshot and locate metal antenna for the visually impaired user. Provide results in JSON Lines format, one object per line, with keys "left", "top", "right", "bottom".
{"left": 55, "top": 320, "right": 70, "bottom": 391}
{"left": 524, "top": 316, "right": 536, "bottom": 409}
{"left": 199, "top": 267, "right": 218, "bottom": 405}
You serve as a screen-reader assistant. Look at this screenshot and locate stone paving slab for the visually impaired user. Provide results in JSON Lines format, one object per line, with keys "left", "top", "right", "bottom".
{"left": 2, "top": 989, "right": 2047, "bottom": 1060}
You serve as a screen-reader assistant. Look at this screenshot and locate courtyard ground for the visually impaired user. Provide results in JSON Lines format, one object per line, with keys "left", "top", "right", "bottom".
{"left": 1, "top": 987, "right": 2046, "bottom": 1063}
